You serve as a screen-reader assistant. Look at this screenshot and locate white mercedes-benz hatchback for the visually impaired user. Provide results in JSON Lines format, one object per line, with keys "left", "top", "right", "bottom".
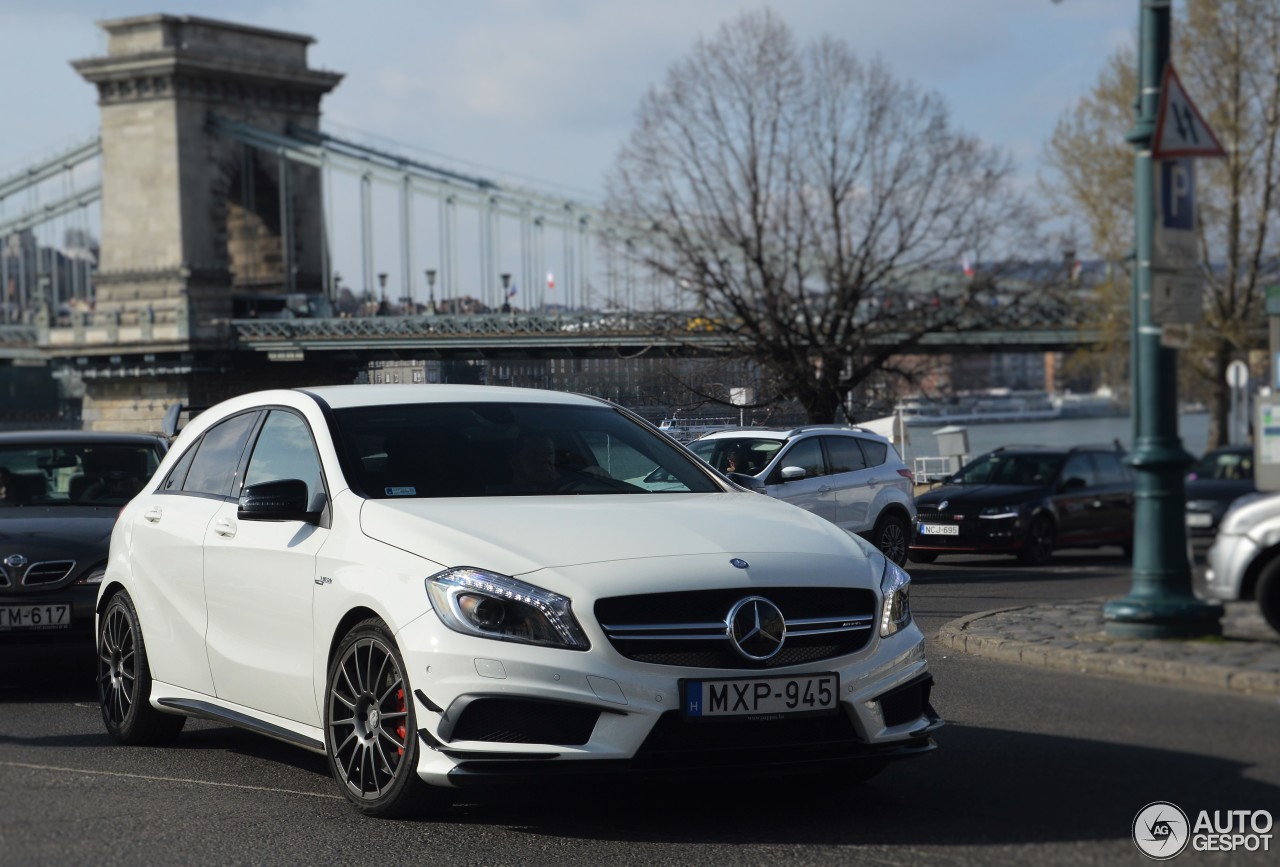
{"left": 96, "top": 385, "right": 940, "bottom": 817}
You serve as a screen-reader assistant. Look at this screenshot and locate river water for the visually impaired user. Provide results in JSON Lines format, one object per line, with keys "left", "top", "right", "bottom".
{"left": 897, "top": 412, "right": 1212, "bottom": 467}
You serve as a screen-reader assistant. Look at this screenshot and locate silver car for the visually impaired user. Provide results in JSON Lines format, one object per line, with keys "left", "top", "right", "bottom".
{"left": 1204, "top": 491, "right": 1280, "bottom": 634}
{"left": 689, "top": 425, "right": 916, "bottom": 566}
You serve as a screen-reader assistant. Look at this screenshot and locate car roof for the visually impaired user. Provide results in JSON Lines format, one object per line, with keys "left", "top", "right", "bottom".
{"left": 696, "top": 425, "right": 883, "bottom": 442}
{"left": 298, "top": 384, "right": 609, "bottom": 411}
{"left": 0, "top": 430, "right": 166, "bottom": 446}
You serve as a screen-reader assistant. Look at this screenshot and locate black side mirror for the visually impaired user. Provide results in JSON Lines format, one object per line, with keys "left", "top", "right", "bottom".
{"left": 238, "top": 479, "right": 319, "bottom": 523}
{"left": 726, "top": 471, "right": 766, "bottom": 493}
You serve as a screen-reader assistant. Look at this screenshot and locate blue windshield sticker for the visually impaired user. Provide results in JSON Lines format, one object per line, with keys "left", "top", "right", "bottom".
{"left": 385, "top": 486, "right": 417, "bottom": 496}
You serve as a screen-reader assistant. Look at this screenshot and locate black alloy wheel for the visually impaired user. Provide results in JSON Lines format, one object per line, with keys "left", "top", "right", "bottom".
{"left": 1255, "top": 558, "right": 1280, "bottom": 635}
{"left": 97, "top": 591, "right": 186, "bottom": 743}
{"left": 325, "top": 619, "right": 451, "bottom": 817}
{"left": 873, "top": 514, "right": 910, "bottom": 567}
{"left": 1017, "top": 515, "right": 1056, "bottom": 566}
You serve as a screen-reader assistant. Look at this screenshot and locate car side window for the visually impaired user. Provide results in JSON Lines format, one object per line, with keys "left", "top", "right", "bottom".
{"left": 1061, "top": 453, "right": 1099, "bottom": 488}
{"left": 182, "top": 412, "right": 260, "bottom": 498}
{"left": 244, "top": 410, "right": 325, "bottom": 508}
{"left": 857, "top": 437, "right": 887, "bottom": 467}
{"left": 160, "top": 443, "right": 199, "bottom": 492}
{"left": 825, "top": 437, "right": 868, "bottom": 473}
{"left": 1093, "top": 452, "right": 1130, "bottom": 485}
{"left": 780, "top": 437, "right": 826, "bottom": 478}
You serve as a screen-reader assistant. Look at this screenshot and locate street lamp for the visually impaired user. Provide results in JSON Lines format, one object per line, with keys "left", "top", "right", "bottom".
{"left": 1102, "top": 0, "right": 1222, "bottom": 638}
{"left": 501, "top": 273, "right": 512, "bottom": 312}
{"left": 377, "top": 272, "right": 389, "bottom": 316}
{"left": 425, "top": 268, "right": 437, "bottom": 313}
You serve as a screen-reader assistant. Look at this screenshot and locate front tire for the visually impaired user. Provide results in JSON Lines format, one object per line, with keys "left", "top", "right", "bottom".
{"left": 1255, "top": 558, "right": 1280, "bottom": 635}
{"left": 872, "top": 513, "right": 910, "bottom": 566}
{"left": 97, "top": 590, "right": 186, "bottom": 744}
{"left": 1017, "top": 515, "right": 1056, "bottom": 566}
{"left": 325, "top": 618, "right": 452, "bottom": 818}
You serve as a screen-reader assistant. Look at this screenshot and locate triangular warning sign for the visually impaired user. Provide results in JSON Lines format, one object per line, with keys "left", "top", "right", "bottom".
{"left": 1153, "top": 62, "right": 1226, "bottom": 158}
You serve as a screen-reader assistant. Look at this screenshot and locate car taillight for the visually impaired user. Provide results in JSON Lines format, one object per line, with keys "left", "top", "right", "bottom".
{"left": 897, "top": 469, "right": 915, "bottom": 481}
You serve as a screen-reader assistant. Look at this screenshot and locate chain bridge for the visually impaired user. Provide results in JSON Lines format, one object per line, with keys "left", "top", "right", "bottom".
{"left": 0, "top": 13, "right": 1098, "bottom": 430}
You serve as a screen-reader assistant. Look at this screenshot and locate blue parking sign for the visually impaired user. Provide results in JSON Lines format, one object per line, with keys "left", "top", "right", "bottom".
{"left": 1161, "top": 159, "right": 1195, "bottom": 231}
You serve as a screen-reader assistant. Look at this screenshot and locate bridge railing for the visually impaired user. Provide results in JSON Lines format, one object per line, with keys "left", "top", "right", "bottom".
{"left": 229, "top": 311, "right": 695, "bottom": 342}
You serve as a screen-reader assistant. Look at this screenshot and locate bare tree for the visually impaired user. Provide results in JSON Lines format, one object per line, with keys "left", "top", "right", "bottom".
{"left": 605, "top": 10, "right": 1044, "bottom": 424}
{"left": 1043, "top": 0, "right": 1280, "bottom": 447}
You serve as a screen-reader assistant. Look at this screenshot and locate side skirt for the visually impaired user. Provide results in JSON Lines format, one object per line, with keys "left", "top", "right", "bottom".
{"left": 157, "top": 697, "right": 326, "bottom": 754}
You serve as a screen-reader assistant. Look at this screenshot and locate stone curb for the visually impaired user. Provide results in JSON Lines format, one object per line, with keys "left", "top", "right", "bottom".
{"left": 936, "top": 605, "right": 1280, "bottom": 699}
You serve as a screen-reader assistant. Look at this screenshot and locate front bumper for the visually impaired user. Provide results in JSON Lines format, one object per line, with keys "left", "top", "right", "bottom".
{"left": 396, "top": 614, "right": 941, "bottom": 788}
{"left": 911, "top": 515, "right": 1025, "bottom": 555}
{"left": 1203, "top": 532, "right": 1256, "bottom": 602}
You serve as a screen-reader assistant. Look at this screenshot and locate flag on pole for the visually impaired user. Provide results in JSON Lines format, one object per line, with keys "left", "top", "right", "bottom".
{"left": 507, "top": 283, "right": 517, "bottom": 298}
{"left": 546, "top": 271, "right": 556, "bottom": 291}
{"left": 961, "top": 255, "right": 974, "bottom": 278}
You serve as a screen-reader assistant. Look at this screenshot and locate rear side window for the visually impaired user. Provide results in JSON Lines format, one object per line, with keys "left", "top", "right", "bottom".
{"left": 857, "top": 437, "right": 888, "bottom": 467}
{"left": 825, "top": 437, "right": 869, "bottom": 473}
{"left": 181, "top": 412, "right": 259, "bottom": 497}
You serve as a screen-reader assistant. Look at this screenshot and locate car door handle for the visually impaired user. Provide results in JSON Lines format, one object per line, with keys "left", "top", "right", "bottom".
{"left": 143, "top": 506, "right": 162, "bottom": 523}
{"left": 213, "top": 518, "right": 237, "bottom": 539}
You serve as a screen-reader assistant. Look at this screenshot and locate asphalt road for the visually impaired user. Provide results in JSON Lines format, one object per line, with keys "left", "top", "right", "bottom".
{"left": 1, "top": 550, "right": 1276, "bottom": 866}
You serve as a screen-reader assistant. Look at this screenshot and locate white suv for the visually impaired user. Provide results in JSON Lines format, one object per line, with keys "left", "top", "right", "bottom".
{"left": 689, "top": 426, "right": 916, "bottom": 565}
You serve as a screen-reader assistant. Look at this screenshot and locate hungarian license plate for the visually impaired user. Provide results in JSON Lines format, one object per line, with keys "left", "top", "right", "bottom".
{"left": 0, "top": 604, "right": 71, "bottom": 631}
{"left": 920, "top": 523, "right": 959, "bottom": 536}
{"left": 1185, "top": 513, "right": 1214, "bottom": 528}
{"left": 682, "top": 673, "right": 838, "bottom": 720}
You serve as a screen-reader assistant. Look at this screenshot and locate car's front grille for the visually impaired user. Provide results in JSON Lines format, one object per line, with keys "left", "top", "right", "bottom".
{"left": 0, "top": 566, "right": 9, "bottom": 588}
{"left": 596, "top": 587, "right": 877, "bottom": 670}
{"left": 22, "top": 561, "right": 76, "bottom": 586}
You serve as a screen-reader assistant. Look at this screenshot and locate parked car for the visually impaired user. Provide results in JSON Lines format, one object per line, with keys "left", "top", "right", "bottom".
{"left": 687, "top": 426, "right": 917, "bottom": 566}
{"left": 909, "top": 444, "right": 1135, "bottom": 566}
{"left": 96, "top": 385, "right": 941, "bottom": 817}
{"left": 0, "top": 431, "right": 167, "bottom": 666}
{"left": 1204, "top": 492, "right": 1280, "bottom": 634}
{"left": 1185, "top": 444, "right": 1256, "bottom": 543}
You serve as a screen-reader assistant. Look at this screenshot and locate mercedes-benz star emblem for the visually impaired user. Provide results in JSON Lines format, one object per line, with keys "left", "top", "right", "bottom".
{"left": 938, "top": 500, "right": 949, "bottom": 512}
{"left": 730, "top": 558, "right": 749, "bottom": 569}
{"left": 726, "top": 596, "right": 786, "bottom": 662}
{"left": 3, "top": 554, "right": 27, "bottom": 569}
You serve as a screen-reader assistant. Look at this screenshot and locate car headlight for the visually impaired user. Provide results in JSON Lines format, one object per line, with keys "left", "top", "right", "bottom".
{"left": 426, "top": 567, "right": 589, "bottom": 650}
{"left": 76, "top": 564, "right": 107, "bottom": 585}
{"left": 979, "top": 505, "right": 1021, "bottom": 519}
{"left": 880, "top": 560, "right": 912, "bottom": 638}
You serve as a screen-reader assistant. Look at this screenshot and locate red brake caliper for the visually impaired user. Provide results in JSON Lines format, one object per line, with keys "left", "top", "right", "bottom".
{"left": 395, "top": 688, "right": 406, "bottom": 756}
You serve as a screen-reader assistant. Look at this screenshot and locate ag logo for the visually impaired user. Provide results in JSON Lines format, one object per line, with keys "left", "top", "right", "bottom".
{"left": 1133, "top": 801, "right": 1190, "bottom": 860}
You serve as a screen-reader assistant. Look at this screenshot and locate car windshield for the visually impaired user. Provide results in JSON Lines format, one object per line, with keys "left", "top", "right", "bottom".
{"left": 949, "top": 452, "right": 1065, "bottom": 486}
{"left": 687, "top": 438, "right": 782, "bottom": 475}
{"left": 0, "top": 442, "right": 163, "bottom": 506}
{"left": 334, "top": 402, "right": 723, "bottom": 498}
{"left": 1189, "top": 450, "right": 1254, "bottom": 481}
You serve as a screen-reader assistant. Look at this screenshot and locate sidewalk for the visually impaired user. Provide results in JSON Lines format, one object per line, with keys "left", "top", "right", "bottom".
{"left": 937, "top": 599, "right": 1280, "bottom": 698}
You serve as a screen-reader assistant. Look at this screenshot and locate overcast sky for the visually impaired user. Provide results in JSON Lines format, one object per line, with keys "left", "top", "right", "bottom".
{"left": 0, "top": 1, "right": 1137, "bottom": 300}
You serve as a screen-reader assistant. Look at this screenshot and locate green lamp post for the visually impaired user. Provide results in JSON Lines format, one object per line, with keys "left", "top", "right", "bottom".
{"left": 1103, "top": 0, "right": 1223, "bottom": 638}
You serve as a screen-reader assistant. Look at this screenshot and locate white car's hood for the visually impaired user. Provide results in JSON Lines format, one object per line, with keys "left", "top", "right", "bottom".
{"left": 360, "top": 492, "right": 865, "bottom": 576}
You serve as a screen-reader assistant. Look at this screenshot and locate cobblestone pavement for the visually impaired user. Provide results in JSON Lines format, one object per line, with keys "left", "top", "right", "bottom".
{"left": 938, "top": 600, "right": 1280, "bottom": 697}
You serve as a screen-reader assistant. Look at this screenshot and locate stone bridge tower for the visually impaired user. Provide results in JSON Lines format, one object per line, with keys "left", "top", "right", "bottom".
{"left": 68, "top": 14, "right": 343, "bottom": 427}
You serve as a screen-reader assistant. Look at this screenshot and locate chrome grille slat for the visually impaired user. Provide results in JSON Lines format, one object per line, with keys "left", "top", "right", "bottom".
{"left": 22, "top": 560, "right": 76, "bottom": 586}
